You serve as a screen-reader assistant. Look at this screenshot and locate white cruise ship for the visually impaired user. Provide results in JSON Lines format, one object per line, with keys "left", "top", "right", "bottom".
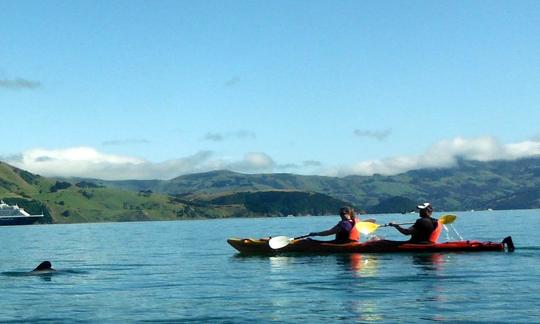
{"left": 0, "top": 200, "right": 44, "bottom": 225}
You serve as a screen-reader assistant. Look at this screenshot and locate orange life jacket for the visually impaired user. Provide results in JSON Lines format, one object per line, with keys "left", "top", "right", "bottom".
{"left": 349, "top": 218, "right": 361, "bottom": 242}
{"left": 428, "top": 220, "right": 442, "bottom": 243}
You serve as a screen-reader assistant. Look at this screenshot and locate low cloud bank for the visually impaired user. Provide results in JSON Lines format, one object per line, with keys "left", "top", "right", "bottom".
{"left": 3, "top": 148, "right": 275, "bottom": 180}
{"left": 3, "top": 137, "right": 540, "bottom": 180}
{"left": 331, "top": 136, "right": 540, "bottom": 176}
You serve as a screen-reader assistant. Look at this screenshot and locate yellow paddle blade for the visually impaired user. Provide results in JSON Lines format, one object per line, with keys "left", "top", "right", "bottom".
{"left": 356, "top": 221, "right": 380, "bottom": 235}
{"left": 439, "top": 214, "right": 457, "bottom": 224}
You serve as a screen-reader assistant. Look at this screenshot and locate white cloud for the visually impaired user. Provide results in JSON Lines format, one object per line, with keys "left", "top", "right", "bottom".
{"left": 23, "top": 147, "right": 145, "bottom": 164}
{"left": 3, "top": 136, "right": 540, "bottom": 180}
{"left": 227, "top": 152, "right": 276, "bottom": 173}
{"left": 8, "top": 147, "right": 148, "bottom": 180}
{"left": 3, "top": 147, "right": 275, "bottom": 180}
{"left": 329, "top": 136, "right": 540, "bottom": 176}
{"left": 505, "top": 140, "right": 540, "bottom": 159}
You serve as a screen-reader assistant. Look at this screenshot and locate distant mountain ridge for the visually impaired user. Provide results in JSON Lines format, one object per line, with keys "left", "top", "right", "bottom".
{"left": 2, "top": 156, "right": 539, "bottom": 224}
{"left": 0, "top": 161, "right": 353, "bottom": 224}
{"left": 0, "top": 160, "right": 230, "bottom": 224}
{"left": 93, "top": 157, "right": 540, "bottom": 212}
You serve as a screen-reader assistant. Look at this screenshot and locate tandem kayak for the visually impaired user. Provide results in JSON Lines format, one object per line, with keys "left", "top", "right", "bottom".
{"left": 227, "top": 236, "right": 515, "bottom": 255}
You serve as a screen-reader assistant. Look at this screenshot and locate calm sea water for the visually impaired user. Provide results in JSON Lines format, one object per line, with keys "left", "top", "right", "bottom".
{"left": 1, "top": 209, "right": 539, "bottom": 323}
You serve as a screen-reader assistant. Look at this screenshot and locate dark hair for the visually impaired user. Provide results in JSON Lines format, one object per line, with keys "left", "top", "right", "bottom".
{"left": 339, "top": 206, "right": 356, "bottom": 218}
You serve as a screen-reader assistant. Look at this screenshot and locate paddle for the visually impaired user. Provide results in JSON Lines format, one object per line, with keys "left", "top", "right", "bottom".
{"left": 355, "top": 214, "right": 457, "bottom": 235}
{"left": 268, "top": 218, "right": 378, "bottom": 250}
{"left": 268, "top": 234, "right": 310, "bottom": 249}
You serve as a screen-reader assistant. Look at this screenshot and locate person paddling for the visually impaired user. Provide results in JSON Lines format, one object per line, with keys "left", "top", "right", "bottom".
{"left": 308, "top": 206, "right": 361, "bottom": 243}
{"left": 389, "top": 202, "right": 442, "bottom": 243}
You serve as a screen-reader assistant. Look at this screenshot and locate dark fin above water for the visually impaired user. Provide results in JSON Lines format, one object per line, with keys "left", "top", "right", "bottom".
{"left": 33, "top": 261, "right": 53, "bottom": 271}
{"left": 502, "top": 236, "right": 515, "bottom": 252}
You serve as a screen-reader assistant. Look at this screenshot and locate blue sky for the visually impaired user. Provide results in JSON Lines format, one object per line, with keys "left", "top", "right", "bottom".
{"left": 1, "top": 1, "right": 540, "bottom": 180}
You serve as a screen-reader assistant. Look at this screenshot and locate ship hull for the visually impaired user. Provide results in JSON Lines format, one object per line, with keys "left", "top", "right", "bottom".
{"left": 0, "top": 216, "right": 43, "bottom": 226}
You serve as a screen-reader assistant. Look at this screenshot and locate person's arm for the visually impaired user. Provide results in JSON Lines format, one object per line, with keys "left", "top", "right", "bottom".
{"left": 310, "top": 225, "right": 340, "bottom": 237}
{"left": 389, "top": 223, "right": 414, "bottom": 236}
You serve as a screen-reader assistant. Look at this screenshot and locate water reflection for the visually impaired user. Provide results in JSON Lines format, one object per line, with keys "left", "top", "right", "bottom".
{"left": 336, "top": 254, "right": 379, "bottom": 277}
{"left": 411, "top": 253, "right": 446, "bottom": 272}
{"left": 268, "top": 255, "right": 294, "bottom": 269}
{"left": 2, "top": 270, "right": 57, "bottom": 282}
{"left": 349, "top": 300, "right": 384, "bottom": 322}
{"left": 1, "top": 269, "right": 87, "bottom": 283}
{"left": 230, "top": 252, "right": 456, "bottom": 322}
{"left": 410, "top": 253, "right": 449, "bottom": 321}
{"left": 238, "top": 252, "right": 448, "bottom": 276}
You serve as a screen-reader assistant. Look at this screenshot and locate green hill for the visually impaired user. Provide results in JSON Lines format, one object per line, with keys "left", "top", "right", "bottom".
{"left": 96, "top": 157, "right": 540, "bottom": 212}
{"left": 0, "top": 162, "right": 351, "bottom": 223}
{"left": 0, "top": 162, "right": 247, "bottom": 224}
{"left": 369, "top": 196, "right": 418, "bottom": 214}
{"left": 207, "top": 190, "right": 357, "bottom": 216}
{"left": 4, "top": 156, "right": 540, "bottom": 223}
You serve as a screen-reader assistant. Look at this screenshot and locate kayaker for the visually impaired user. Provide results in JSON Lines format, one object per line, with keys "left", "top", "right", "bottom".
{"left": 389, "top": 202, "right": 442, "bottom": 243}
{"left": 308, "top": 206, "right": 360, "bottom": 243}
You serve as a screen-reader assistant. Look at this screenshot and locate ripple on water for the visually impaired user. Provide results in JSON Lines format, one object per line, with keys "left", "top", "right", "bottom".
{"left": 1, "top": 212, "right": 539, "bottom": 322}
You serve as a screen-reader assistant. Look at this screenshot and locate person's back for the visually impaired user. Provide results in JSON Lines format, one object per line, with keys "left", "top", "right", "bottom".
{"left": 389, "top": 202, "right": 441, "bottom": 244}
{"left": 334, "top": 218, "right": 355, "bottom": 243}
{"left": 308, "top": 206, "right": 360, "bottom": 243}
{"left": 409, "top": 217, "right": 438, "bottom": 243}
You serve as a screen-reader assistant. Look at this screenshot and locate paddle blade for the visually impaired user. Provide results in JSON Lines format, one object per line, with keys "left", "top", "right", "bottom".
{"left": 356, "top": 221, "right": 380, "bottom": 235}
{"left": 439, "top": 214, "right": 457, "bottom": 224}
{"left": 268, "top": 236, "right": 292, "bottom": 249}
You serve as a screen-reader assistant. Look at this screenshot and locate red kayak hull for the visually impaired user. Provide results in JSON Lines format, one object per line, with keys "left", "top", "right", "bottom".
{"left": 227, "top": 237, "right": 513, "bottom": 255}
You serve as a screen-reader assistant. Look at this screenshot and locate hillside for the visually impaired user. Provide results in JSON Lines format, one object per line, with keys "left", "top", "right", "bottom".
{"left": 0, "top": 162, "right": 249, "bottom": 224}
{"left": 206, "top": 190, "right": 357, "bottom": 216}
{"left": 95, "top": 157, "right": 540, "bottom": 212}
{"left": 4, "top": 156, "right": 539, "bottom": 223}
{"left": 0, "top": 162, "right": 352, "bottom": 224}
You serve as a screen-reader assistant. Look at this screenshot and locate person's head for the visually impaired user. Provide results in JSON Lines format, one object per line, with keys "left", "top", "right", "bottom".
{"left": 339, "top": 206, "right": 355, "bottom": 220}
{"left": 417, "top": 202, "right": 433, "bottom": 217}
